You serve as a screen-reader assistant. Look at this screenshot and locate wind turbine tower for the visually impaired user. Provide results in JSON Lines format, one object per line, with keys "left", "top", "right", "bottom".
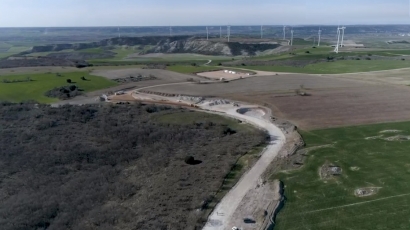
{"left": 206, "top": 26, "right": 209, "bottom": 40}
{"left": 261, "top": 25, "right": 263, "bottom": 39}
{"left": 283, "top": 26, "right": 286, "bottom": 40}
{"left": 318, "top": 28, "right": 322, "bottom": 46}
{"left": 340, "top": 26, "right": 346, "bottom": 47}
{"left": 290, "top": 29, "right": 294, "bottom": 46}
{"left": 227, "top": 26, "right": 231, "bottom": 42}
{"left": 334, "top": 27, "right": 341, "bottom": 53}
{"left": 220, "top": 26, "right": 222, "bottom": 39}
{"left": 118, "top": 27, "right": 121, "bottom": 38}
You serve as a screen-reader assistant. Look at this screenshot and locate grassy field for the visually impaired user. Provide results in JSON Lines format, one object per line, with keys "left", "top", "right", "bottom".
{"left": 0, "top": 45, "right": 31, "bottom": 59}
{"left": 242, "top": 59, "right": 410, "bottom": 74}
{"left": 166, "top": 65, "right": 222, "bottom": 73}
{"left": 0, "top": 72, "right": 117, "bottom": 103}
{"left": 273, "top": 121, "right": 410, "bottom": 230}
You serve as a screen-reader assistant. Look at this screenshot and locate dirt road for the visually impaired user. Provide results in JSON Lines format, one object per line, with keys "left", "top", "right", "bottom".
{"left": 201, "top": 104, "right": 285, "bottom": 230}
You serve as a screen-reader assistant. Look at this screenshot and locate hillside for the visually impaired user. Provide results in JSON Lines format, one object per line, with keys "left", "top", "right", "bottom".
{"left": 0, "top": 102, "right": 266, "bottom": 230}
{"left": 27, "top": 36, "right": 281, "bottom": 56}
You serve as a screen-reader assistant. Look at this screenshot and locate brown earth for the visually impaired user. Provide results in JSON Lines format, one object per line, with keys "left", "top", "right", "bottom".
{"left": 140, "top": 73, "right": 410, "bottom": 130}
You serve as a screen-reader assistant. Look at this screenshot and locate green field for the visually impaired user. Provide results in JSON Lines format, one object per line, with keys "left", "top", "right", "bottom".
{"left": 273, "top": 122, "right": 410, "bottom": 230}
{"left": 242, "top": 59, "right": 410, "bottom": 74}
{"left": 0, "top": 72, "right": 117, "bottom": 103}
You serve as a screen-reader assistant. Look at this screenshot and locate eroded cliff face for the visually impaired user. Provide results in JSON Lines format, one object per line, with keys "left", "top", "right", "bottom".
{"left": 29, "top": 36, "right": 281, "bottom": 56}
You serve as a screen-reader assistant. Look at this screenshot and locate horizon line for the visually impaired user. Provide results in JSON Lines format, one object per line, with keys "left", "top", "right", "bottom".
{"left": 1, "top": 23, "right": 410, "bottom": 28}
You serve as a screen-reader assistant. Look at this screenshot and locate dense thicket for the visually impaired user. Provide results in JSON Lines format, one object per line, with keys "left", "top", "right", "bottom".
{"left": 0, "top": 102, "right": 266, "bottom": 230}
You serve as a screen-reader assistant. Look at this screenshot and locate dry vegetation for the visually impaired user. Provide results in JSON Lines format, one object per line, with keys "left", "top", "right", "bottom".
{"left": 0, "top": 102, "right": 266, "bottom": 230}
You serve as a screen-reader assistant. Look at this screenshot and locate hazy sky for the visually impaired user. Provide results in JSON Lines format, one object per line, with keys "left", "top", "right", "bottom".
{"left": 0, "top": 0, "right": 409, "bottom": 27}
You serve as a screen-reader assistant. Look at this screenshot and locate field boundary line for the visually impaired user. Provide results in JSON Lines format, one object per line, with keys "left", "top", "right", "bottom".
{"left": 304, "top": 193, "right": 410, "bottom": 214}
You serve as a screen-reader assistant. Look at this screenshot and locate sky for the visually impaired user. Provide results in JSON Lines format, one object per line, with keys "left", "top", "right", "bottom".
{"left": 0, "top": 0, "right": 409, "bottom": 27}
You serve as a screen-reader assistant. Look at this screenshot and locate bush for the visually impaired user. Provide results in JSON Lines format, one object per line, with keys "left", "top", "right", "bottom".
{"left": 241, "top": 63, "right": 246, "bottom": 66}
{"left": 184, "top": 156, "right": 195, "bottom": 164}
{"left": 218, "top": 63, "right": 222, "bottom": 66}
{"left": 356, "top": 58, "right": 361, "bottom": 60}
{"left": 81, "top": 76, "right": 86, "bottom": 81}
{"left": 305, "top": 51, "right": 310, "bottom": 54}
{"left": 66, "top": 79, "right": 72, "bottom": 83}
{"left": 191, "top": 63, "right": 197, "bottom": 66}
{"left": 365, "top": 57, "right": 371, "bottom": 60}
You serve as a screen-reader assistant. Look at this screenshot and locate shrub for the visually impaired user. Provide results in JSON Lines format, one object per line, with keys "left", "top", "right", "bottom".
{"left": 184, "top": 156, "right": 195, "bottom": 164}
{"left": 305, "top": 51, "right": 310, "bottom": 54}
{"left": 66, "top": 79, "right": 72, "bottom": 83}
{"left": 241, "top": 63, "right": 246, "bottom": 66}
{"left": 365, "top": 57, "right": 371, "bottom": 60}
{"left": 191, "top": 63, "right": 197, "bottom": 66}
{"left": 81, "top": 76, "right": 86, "bottom": 81}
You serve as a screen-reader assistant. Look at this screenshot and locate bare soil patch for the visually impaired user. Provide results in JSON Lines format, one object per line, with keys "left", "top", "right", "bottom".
{"left": 319, "top": 161, "right": 342, "bottom": 180}
{"left": 227, "top": 180, "right": 281, "bottom": 230}
{"left": 355, "top": 187, "right": 382, "bottom": 197}
{"left": 197, "top": 70, "right": 252, "bottom": 80}
{"left": 144, "top": 73, "right": 410, "bottom": 129}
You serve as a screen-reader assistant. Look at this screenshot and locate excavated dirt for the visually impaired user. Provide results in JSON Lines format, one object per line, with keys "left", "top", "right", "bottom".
{"left": 227, "top": 180, "right": 281, "bottom": 230}
{"left": 319, "top": 161, "right": 342, "bottom": 180}
{"left": 355, "top": 187, "right": 382, "bottom": 197}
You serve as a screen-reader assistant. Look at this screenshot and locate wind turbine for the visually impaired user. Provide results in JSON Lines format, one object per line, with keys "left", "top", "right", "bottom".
{"left": 317, "top": 28, "right": 322, "bottom": 46}
{"left": 220, "top": 26, "right": 222, "bottom": 39}
{"left": 283, "top": 25, "right": 286, "bottom": 40}
{"left": 227, "top": 26, "right": 231, "bottom": 42}
{"left": 340, "top": 26, "right": 346, "bottom": 47}
{"left": 290, "top": 28, "right": 294, "bottom": 46}
{"left": 334, "top": 26, "right": 341, "bottom": 53}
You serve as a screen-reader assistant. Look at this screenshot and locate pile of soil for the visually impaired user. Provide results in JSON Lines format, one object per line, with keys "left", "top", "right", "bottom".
{"left": 320, "top": 161, "right": 342, "bottom": 180}
{"left": 45, "top": 85, "right": 83, "bottom": 100}
{"left": 112, "top": 74, "right": 156, "bottom": 84}
{"left": 355, "top": 187, "right": 381, "bottom": 197}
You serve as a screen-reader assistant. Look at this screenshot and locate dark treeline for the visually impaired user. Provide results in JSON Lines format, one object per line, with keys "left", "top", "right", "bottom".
{"left": 0, "top": 102, "right": 266, "bottom": 230}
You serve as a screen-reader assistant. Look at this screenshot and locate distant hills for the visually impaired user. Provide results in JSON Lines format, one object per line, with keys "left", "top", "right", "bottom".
{"left": 26, "top": 36, "right": 281, "bottom": 56}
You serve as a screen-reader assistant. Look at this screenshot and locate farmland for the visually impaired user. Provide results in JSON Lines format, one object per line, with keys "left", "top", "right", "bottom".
{"left": 0, "top": 72, "right": 116, "bottom": 103}
{"left": 271, "top": 121, "right": 410, "bottom": 230}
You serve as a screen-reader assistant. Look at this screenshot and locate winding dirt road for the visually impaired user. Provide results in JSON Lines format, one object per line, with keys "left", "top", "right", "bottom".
{"left": 200, "top": 104, "right": 285, "bottom": 230}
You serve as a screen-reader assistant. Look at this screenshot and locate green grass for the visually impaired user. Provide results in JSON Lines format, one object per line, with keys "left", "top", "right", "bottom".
{"left": 273, "top": 121, "right": 410, "bottom": 230}
{"left": 242, "top": 59, "right": 410, "bottom": 74}
{"left": 0, "top": 72, "right": 117, "bottom": 103}
{"left": 166, "top": 65, "right": 222, "bottom": 74}
{"left": 0, "top": 45, "right": 31, "bottom": 59}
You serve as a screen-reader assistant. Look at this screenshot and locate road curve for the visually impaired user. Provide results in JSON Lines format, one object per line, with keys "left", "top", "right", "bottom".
{"left": 201, "top": 105, "right": 285, "bottom": 230}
